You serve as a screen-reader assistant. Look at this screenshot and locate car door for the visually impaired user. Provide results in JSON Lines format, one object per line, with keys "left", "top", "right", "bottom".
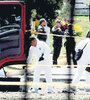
{"left": 0, "top": 1, "right": 26, "bottom": 68}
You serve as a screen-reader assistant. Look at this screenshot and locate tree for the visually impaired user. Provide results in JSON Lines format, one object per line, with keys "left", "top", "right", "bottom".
{"left": 26, "top": 0, "right": 64, "bottom": 27}
{"left": 59, "top": 2, "right": 70, "bottom": 19}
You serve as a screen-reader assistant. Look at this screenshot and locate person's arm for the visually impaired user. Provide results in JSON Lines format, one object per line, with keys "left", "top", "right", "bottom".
{"left": 52, "top": 26, "right": 58, "bottom": 34}
{"left": 61, "top": 26, "right": 65, "bottom": 35}
{"left": 38, "top": 42, "right": 51, "bottom": 61}
{"left": 27, "top": 47, "right": 34, "bottom": 64}
{"left": 37, "top": 25, "right": 46, "bottom": 33}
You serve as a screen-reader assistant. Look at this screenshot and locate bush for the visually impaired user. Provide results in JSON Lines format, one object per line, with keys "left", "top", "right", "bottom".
{"left": 73, "top": 23, "right": 83, "bottom": 36}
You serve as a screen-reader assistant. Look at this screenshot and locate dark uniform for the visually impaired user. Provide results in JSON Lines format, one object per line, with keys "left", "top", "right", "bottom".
{"left": 52, "top": 22, "right": 65, "bottom": 64}
{"left": 37, "top": 18, "right": 47, "bottom": 42}
{"left": 65, "top": 26, "right": 77, "bottom": 65}
{"left": 65, "top": 36, "right": 77, "bottom": 65}
{"left": 37, "top": 25, "right": 47, "bottom": 42}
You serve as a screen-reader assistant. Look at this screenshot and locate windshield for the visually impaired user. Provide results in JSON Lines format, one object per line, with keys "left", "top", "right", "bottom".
{"left": 0, "top": 4, "right": 21, "bottom": 32}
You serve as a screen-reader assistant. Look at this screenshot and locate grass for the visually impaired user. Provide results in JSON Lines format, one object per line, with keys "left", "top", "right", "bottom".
{"left": 74, "top": 16, "right": 89, "bottom": 20}
{"left": 74, "top": 16, "right": 90, "bottom": 37}
{"left": 75, "top": 21, "right": 90, "bottom": 37}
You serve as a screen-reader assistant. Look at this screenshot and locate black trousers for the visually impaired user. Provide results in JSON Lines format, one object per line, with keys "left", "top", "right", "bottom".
{"left": 66, "top": 44, "right": 77, "bottom": 65}
{"left": 53, "top": 43, "right": 62, "bottom": 64}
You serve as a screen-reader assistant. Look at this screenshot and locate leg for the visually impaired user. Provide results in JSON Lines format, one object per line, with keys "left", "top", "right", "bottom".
{"left": 72, "top": 48, "right": 77, "bottom": 65}
{"left": 53, "top": 45, "right": 61, "bottom": 64}
{"left": 45, "top": 66, "right": 52, "bottom": 83}
{"left": 33, "top": 66, "right": 41, "bottom": 89}
{"left": 84, "top": 71, "right": 90, "bottom": 92}
{"left": 72, "top": 66, "right": 86, "bottom": 84}
{"left": 72, "top": 55, "right": 89, "bottom": 84}
{"left": 44, "top": 66, "right": 54, "bottom": 93}
{"left": 53, "top": 46, "right": 58, "bottom": 64}
{"left": 85, "top": 71, "right": 90, "bottom": 84}
{"left": 66, "top": 47, "right": 71, "bottom": 65}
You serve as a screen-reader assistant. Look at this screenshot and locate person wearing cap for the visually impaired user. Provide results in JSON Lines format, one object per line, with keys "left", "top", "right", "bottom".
{"left": 52, "top": 20, "right": 65, "bottom": 65}
{"left": 27, "top": 36, "right": 54, "bottom": 93}
{"left": 37, "top": 18, "right": 50, "bottom": 43}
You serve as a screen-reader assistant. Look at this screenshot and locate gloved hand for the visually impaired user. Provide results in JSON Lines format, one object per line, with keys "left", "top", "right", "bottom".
{"left": 39, "top": 56, "right": 44, "bottom": 61}
{"left": 39, "top": 53, "right": 44, "bottom": 61}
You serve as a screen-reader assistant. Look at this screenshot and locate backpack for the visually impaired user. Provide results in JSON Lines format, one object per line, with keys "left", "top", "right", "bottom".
{"left": 75, "top": 43, "right": 88, "bottom": 61}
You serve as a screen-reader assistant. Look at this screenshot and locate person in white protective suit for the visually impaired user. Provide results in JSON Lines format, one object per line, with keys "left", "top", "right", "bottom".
{"left": 71, "top": 31, "right": 90, "bottom": 92}
{"left": 27, "top": 36, "right": 54, "bottom": 93}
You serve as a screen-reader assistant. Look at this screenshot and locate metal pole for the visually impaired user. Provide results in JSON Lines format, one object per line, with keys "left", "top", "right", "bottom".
{"left": 22, "top": 65, "right": 28, "bottom": 100}
{"left": 69, "top": 0, "right": 75, "bottom": 25}
{"left": 68, "top": 0, "right": 76, "bottom": 100}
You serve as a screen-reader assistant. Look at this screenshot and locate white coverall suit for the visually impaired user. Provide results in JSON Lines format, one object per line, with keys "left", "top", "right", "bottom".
{"left": 27, "top": 39, "right": 52, "bottom": 91}
{"left": 72, "top": 38, "right": 90, "bottom": 84}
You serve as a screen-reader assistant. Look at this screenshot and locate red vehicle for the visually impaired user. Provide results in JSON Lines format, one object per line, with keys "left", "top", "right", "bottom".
{"left": 0, "top": 0, "right": 26, "bottom": 68}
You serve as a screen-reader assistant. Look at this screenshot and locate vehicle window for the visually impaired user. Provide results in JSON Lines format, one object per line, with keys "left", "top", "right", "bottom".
{"left": 0, "top": 4, "right": 21, "bottom": 33}
{"left": 0, "top": 4, "right": 22, "bottom": 60}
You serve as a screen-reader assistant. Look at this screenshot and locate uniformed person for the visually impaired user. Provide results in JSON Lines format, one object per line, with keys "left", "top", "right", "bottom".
{"left": 64, "top": 25, "right": 77, "bottom": 65}
{"left": 27, "top": 36, "right": 54, "bottom": 93}
{"left": 52, "top": 20, "right": 65, "bottom": 65}
{"left": 37, "top": 18, "right": 47, "bottom": 42}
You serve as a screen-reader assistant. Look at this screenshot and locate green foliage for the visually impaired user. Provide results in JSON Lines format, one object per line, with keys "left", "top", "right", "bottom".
{"left": 59, "top": 2, "right": 70, "bottom": 19}
{"left": 31, "top": 9, "right": 37, "bottom": 18}
{"left": 52, "top": 19, "right": 57, "bottom": 26}
{"left": 73, "top": 23, "right": 83, "bottom": 36}
{"left": 26, "top": 0, "right": 64, "bottom": 27}
{"left": 84, "top": 0, "right": 90, "bottom": 6}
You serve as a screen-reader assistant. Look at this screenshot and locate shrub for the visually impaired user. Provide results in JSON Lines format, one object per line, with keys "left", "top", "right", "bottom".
{"left": 73, "top": 23, "right": 83, "bottom": 36}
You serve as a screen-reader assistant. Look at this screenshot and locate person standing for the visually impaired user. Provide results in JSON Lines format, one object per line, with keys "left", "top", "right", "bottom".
{"left": 37, "top": 18, "right": 49, "bottom": 42}
{"left": 52, "top": 20, "right": 65, "bottom": 65}
{"left": 71, "top": 31, "right": 90, "bottom": 92}
{"left": 64, "top": 25, "right": 77, "bottom": 65}
{"left": 27, "top": 36, "right": 54, "bottom": 93}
